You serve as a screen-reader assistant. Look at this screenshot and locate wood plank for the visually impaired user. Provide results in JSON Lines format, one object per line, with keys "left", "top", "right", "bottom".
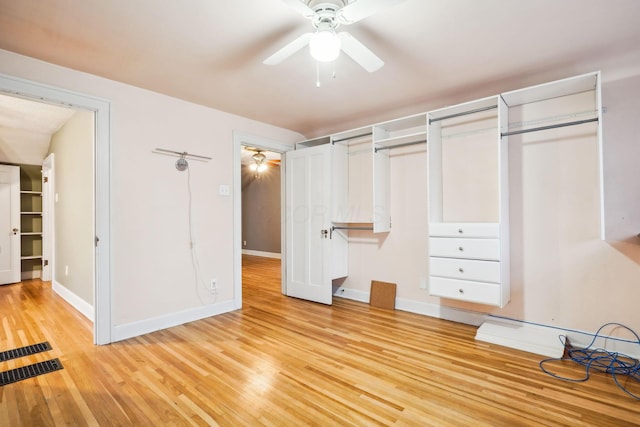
{"left": 0, "top": 256, "right": 638, "bottom": 425}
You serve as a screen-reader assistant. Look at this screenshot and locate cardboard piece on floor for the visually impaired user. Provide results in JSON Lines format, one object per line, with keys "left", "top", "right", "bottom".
{"left": 369, "top": 280, "right": 397, "bottom": 310}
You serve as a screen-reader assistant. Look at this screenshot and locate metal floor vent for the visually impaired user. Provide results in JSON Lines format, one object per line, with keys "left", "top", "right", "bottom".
{"left": 0, "top": 358, "right": 64, "bottom": 386}
{"left": 0, "top": 341, "right": 52, "bottom": 362}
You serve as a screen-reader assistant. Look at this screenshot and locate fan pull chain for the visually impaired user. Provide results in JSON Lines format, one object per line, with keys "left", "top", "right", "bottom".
{"left": 316, "top": 61, "right": 321, "bottom": 88}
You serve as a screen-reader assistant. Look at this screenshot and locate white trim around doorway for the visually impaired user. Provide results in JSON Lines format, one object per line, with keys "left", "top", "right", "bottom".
{"left": 232, "top": 131, "right": 294, "bottom": 309}
{"left": 0, "top": 72, "right": 112, "bottom": 345}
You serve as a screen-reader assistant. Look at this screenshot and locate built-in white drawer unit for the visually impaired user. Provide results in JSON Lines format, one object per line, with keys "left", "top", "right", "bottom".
{"left": 429, "top": 276, "right": 501, "bottom": 306}
{"left": 429, "top": 257, "right": 500, "bottom": 283}
{"left": 429, "top": 223, "right": 499, "bottom": 238}
{"left": 429, "top": 237, "right": 500, "bottom": 261}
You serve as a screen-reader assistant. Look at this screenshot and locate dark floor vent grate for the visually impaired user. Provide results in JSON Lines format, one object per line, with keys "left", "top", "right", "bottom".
{"left": 0, "top": 358, "right": 64, "bottom": 386}
{"left": 0, "top": 341, "right": 52, "bottom": 362}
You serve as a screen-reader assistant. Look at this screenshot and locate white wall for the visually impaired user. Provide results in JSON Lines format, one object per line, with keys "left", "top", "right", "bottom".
{"left": 48, "top": 110, "right": 94, "bottom": 305}
{"left": 0, "top": 49, "right": 303, "bottom": 336}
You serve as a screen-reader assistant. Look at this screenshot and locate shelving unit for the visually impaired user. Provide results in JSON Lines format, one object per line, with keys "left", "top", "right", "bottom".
{"left": 20, "top": 166, "right": 43, "bottom": 280}
{"left": 427, "top": 96, "right": 510, "bottom": 307}
{"left": 501, "top": 71, "right": 603, "bottom": 239}
{"left": 373, "top": 113, "right": 427, "bottom": 152}
{"left": 290, "top": 72, "right": 601, "bottom": 309}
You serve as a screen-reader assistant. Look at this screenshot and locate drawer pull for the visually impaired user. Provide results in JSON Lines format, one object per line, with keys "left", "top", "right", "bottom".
{"left": 458, "top": 268, "right": 464, "bottom": 273}
{"left": 458, "top": 288, "right": 464, "bottom": 294}
{"left": 458, "top": 246, "right": 464, "bottom": 252}
{"left": 458, "top": 228, "right": 463, "bottom": 234}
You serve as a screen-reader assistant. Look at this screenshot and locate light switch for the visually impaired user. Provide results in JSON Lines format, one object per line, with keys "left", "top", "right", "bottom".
{"left": 219, "top": 184, "right": 230, "bottom": 196}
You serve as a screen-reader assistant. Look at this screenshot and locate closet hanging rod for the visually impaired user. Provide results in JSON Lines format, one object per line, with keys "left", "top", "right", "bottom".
{"left": 375, "top": 139, "right": 427, "bottom": 152}
{"left": 429, "top": 105, "right": 498, "bottom": 124}
{"left": 153, "top": 148, "right": 212, "bottom": 161}
{"left": 332, "top": 132, "right": 373, "bottom": 144}
{"left": 331, "top": 225, "right": 374, "bottom": 231}
{"left": 500, "top": 117, "right": 599, "bottom": 138}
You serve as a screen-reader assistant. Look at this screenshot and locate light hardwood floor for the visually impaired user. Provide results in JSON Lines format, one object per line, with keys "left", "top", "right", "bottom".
{"left": 1, "top": 255, "right": 639, "bottom": 426}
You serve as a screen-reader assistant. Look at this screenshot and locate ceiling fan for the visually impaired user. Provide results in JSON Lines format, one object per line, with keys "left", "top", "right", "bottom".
{"left": 263, "top": 0, "right": 405, "bottom": 72}
{"left": 243, "top": 146, "right": 280, "bottom": 173}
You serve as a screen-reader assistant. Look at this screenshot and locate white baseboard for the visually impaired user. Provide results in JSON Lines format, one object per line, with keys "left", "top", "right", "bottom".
{"left": 112, "top": 300, "right": 237, "bottom": 342}
{"left": 333, "top": 286, "right": 486, "bottom": 327}
{"left": 396, "top": 298, "right": 487, "bottom": 326}
{"left": 333, "top": 287, "right": 369, "bottom": 303}
{"left": 52, "top": 280, "right": 94, "bottom": 322}
{"left": 242, "top": 250, "right": 281, "bottom": 259}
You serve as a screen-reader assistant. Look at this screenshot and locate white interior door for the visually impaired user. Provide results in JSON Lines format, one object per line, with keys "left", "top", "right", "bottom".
{"left": 0, "top": 164, "right": 21, "bottom": 285}
{"left": 285, "top": 144, "right": 332, "bottom": 305}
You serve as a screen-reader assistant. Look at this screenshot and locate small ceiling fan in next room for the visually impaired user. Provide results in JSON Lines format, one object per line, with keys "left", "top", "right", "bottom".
{"left": 263, "top": 0, "right": 406, "bottom": 73}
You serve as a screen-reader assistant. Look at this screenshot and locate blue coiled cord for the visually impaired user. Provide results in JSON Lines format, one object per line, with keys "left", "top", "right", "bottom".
{"left": 539, "top": 322, "right": 640, "bottom": 400}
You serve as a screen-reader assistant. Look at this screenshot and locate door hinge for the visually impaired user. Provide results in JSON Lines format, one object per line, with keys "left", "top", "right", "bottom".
{"left": 43, "top": 176, "right": 48, "bottom": 183}
{"left": 95, "top": 236, "right": 99, "bottom": 247}
{"left": 43, "top": 259, "right": 49, "bottom": 267}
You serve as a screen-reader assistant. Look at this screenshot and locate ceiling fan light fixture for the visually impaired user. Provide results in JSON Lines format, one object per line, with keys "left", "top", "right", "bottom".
{"left": 250, "top": 151, "right": 269, "bottom": 173}
{"left": 309, "top": 25, "right": 341, "bottom": 62}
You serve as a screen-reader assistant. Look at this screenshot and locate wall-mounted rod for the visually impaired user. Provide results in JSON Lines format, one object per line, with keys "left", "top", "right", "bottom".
{"left": 500, "top": 117, "right": 599, "bottom": 138}
{"left": 375, "top": 139, "right": 427, "bottom": 153}
{"left": 429, "top": 105, "right": 498, "bottom": 124}
{"left": 153, "top": 148, "right": 212, "bottom": 161}
{"left": 332, "top": 132, "right": 373, "bottom": 144}
{"left": 332, "top": 225, "right": 374, "bottom": 231}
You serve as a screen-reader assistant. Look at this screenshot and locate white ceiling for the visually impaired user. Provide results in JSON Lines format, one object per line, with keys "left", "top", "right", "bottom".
{"left": 0, "top": 0, "right": 639, "bottom": 139}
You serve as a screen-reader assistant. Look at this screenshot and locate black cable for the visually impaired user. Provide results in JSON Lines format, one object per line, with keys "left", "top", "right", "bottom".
{"left": 539, "top": 322, "right": 640, "bottom": 400}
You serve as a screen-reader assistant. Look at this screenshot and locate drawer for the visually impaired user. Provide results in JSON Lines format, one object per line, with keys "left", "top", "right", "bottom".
{"left": 429, "top": 257, "right": 500, "bottom": 283}
{"left": 429, "top": 237, "right": 500, "bottom": 261}
{"left": 429, "top": 276, "right": 501, "bottom": 306}
{"left": 429, "top": 223, "right": 499, "bottom": 238}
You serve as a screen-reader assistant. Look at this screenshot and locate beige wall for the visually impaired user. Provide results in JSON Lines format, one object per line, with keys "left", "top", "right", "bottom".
{"left": 48, "top": 111, "right": 94, "bottom": 305}
{"left": 241, "top": 164, "right": 281, "bottom": 254}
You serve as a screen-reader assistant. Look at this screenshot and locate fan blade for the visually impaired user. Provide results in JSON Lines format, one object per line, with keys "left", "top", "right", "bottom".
{"left": 263, "top": 33, "right": 313, "bottom": 65}
{"left": 281, "top": 0, "right": 316, "bottom": 19}
{"left": 339, "top": 0, "right": 406, "bottom": 24}
{"left": 338, "top": 32, "right": 384, "bottom": 72}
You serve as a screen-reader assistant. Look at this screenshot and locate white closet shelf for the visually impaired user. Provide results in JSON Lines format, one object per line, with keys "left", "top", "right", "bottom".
{"left": 374, "top": 131, "right": 427, "bottom": 148}
{"left": 21, "top": 255, "right": 42, "bottom": 260}
{"left": 21, "top": 232, "right": 42, "bottom": 236}
{"left": 375, "top": 113, "right": 426, "bottom": 132}
{"left": 501, "top": 72, "right": 598, "bottom": 107}
{"left": 429, "top": 96, "right": 498, "bottom": 122}
{"left": 21, "top": 212, "right": 42, "bottom": 215}
{"left": 20, "top": 190, "right": 42, "bottom": 195}
{"left": 331, "top": 126, "right": 372, "bottom": 145}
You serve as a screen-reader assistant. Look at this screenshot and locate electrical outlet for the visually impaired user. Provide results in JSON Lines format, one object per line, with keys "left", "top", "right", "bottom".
{"left": 210, "top": 278, "right": 217, "bottom": 294}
